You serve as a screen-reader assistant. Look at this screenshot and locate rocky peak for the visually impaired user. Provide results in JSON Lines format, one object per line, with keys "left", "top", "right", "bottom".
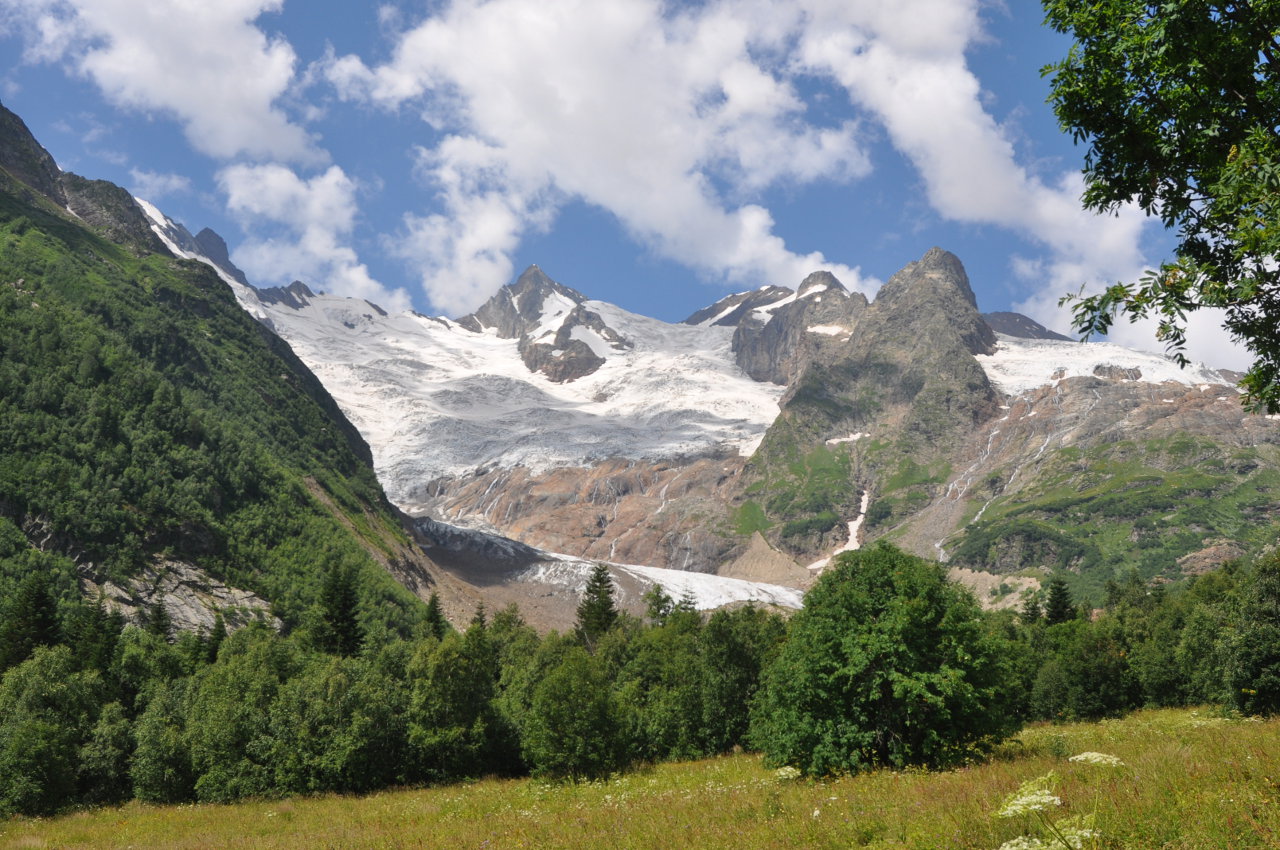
{"left": 194, "top": 227, "right": 251, "bottom": 286}
{"left": 872, "top": 247, "right": 995, "bottom": 356}
{"left": 732, "top": 270, "right": 866, "bottom": 385}
{"left": 456, "top": 265, "right": 588, "bottom": 338}
{"left": 981, "top": 311, "right": 1073, "bottom": 342}
{"left": 257, "top": 280, "right": 317, "bottom": 310}
{"left": 0, "top": 101, "right": 66, "bottom": 206}
{"left": 796, "top": 270, "right": 846, "bottom": 297}
{"left": 0, "top": 103, "right": 169, "bottom": 254}
{"left": 683, "top": 285, "right": 795, "bottom": 327}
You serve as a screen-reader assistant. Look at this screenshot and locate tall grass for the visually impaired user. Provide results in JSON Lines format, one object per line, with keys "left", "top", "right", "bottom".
{"left": 4, "top": 708, "right": 1277, "bottom": 849}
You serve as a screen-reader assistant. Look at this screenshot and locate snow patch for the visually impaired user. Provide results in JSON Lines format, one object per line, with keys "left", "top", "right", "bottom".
{"left": 807, "top": 325, "right": 849, "bottom": 336}
{"left": 977, "top": 335, "right": 1231, "bottom": 396}
{"left": 806, "top": 490, "right": 872, "bottom": 573}
{"left": 825, "top": 432, "right": 867, "bottom": 445}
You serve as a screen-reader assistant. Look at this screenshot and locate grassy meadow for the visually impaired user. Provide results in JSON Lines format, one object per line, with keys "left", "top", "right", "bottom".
{"left": 3, "top": 708, "right": 1277, "bottom": 849}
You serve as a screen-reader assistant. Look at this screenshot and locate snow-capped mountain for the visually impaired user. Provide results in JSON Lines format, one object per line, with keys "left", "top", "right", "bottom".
{"left": 136, "top": 198, "right": 1278, "bottom": 614}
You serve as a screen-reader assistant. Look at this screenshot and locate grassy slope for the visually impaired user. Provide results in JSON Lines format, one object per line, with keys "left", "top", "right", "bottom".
{"left": 6, "top": 708, "right": 1277, "bottom": 849}
{"left": 946, "top": 438, "right": 1280, "bottom": 600}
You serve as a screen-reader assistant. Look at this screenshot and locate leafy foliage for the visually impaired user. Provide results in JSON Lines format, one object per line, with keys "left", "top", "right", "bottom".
{"left": 751, "top": 543, "right": 1019, "bottom": 775}
{"left": 1043, "top": 1, "right": 1280, "bottom": 410}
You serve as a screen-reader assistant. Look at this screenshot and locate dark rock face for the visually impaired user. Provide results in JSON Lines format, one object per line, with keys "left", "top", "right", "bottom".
{"left": 0, "top": 101, "right": 66, "bottom": 206}
{"left": 1093, "top": 364, "right": 1143, "bottom": 381}
{"left": 257, "top": 280, "right": 317, "bottom": 310}
{"left": 982, "top": 311, "right": 1073, "bottom": 341}
{"left": 456, "top": 266, "right": 631, "bottom": 382}
{"left": 194, "top": 228, "right": 251, "bottom": 286}
{"left": 731, "top": 271, "right": 868, "bottom": 385}
{"left": 456, "top": 265, "right": 588, "bottom": 336}
{"left": 683, "top": 285, "right": 794, "bottom": 327}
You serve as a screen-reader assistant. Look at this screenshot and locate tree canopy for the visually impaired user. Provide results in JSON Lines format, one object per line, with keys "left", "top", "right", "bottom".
{"left": 750, "top": 543, "right": 1018, "bottom": 776}
{"left": 1043, "top": 1, "right": 1280, "bottom": 410}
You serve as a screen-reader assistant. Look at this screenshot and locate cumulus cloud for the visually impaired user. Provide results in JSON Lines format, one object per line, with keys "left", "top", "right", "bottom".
{"left": 128, "top": 168, "right": 190, "bottom": 199}
{"left": 1, "top": 0, "right": 318, "bottom": 163}
{"left": 325, "top": 0, "right": 875, "bottom": 312}
{"left": 218, "top": 163, "right": 411, "bottom": 311}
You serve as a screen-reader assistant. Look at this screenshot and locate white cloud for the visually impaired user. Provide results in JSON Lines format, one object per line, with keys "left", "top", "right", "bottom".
{"left": 325, "top": 0, "right": 874, "bottom": 312}
{"left": 218, "top": 163, "right": 411, "bottom": 311}
{"left": 128, "top": 168, "right": 190, "bottom": 199}
{"left": 1, "top": 0, "right": 319, "bottom": 163}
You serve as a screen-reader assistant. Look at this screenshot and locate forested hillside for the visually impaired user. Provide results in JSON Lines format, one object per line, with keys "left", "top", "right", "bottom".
{"left": 0, "top": 103, "right": 434, "bottom": 644}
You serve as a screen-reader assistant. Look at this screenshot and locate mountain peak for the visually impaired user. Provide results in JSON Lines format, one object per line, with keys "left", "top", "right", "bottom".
{"left": 797, "top": 270, "right": 846, "bottom": 296}
{"left": 879, "top": 247, "right": 979, "bottom": 311}
{"left": 456, "top": 266, "right": 588, "bottom": 337}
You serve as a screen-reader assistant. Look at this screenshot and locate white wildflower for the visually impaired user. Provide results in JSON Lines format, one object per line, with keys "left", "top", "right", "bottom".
{"left": 1068, "top": 751, "right": 1124, "bottom": 767}
{"left": 996, "top": 773, "right": 1062, "bottom": 818}
{"left": 773, "top": 765, "right": 801, "bottom": 781}
{"left": 998, "top": 838, "right": 1051, "bottom": 850}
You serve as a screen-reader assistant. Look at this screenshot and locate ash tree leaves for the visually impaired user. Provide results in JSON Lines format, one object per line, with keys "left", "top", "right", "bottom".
{"left": 750, "top": 542, "right": 1018, "bottom": 776}
{"left": 1043, "top": 0, "right": 1280, "bottom": 410}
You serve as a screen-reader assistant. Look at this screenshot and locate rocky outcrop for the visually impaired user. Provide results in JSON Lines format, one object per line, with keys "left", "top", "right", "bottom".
{"left": 412, "top": 457, "right": 749, "bottom": 572}
{"left": 684, "top": 285, "right": 794, "bottom": 327}
{"left": 193, "top": 227, "right": 251, "bottom": 286}
{"left": 731, "top": 271, "right": 868, "bottom": 385}
{"left": 80, "top": 559, "right": 280, "bottom": 636}
{"left": 455, "top": 265, "right": 631, "bottom": 382}
{"left": 982, "top": 311, "right": 1072, "bottom": 341}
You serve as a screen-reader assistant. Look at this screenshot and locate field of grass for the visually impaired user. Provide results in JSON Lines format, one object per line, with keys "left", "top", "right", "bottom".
{"left": 4, "top": 708, "right": 1278, "bottom": 849}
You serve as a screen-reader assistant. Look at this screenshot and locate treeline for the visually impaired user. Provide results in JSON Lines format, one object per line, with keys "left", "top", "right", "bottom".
{"left": 0, "top": 564, "right": 786, "bottom": 815}
{"left": 3, "top": 546, "right": 1278, "bottom": 818}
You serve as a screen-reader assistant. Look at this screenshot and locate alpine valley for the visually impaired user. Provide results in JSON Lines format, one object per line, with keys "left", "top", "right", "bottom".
{"left": 3, "top": 98, "right": 1277, "bottom": 635}
{"left": 139, "top": 139, "right": 1280, "bottom": 621}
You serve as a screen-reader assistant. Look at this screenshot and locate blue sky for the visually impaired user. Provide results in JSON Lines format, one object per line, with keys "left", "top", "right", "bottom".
{"left": 0, "top": 0, "right": 1245, "bottom": 367}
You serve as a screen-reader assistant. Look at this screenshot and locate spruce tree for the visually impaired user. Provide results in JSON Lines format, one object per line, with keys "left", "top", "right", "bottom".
{"left": 320, "top": 563, "right": 361, "bottom": 656}
{"left": 424, "top": 592, "right": 448, "bottom": 640}
{"left": 0, "top": 571, "right": 61, "bottom": 670}
{"left": 1043, "top": 575, "right": 1075, "bottom": 625}
{"left": 574, "top": 564, "right": 617, "bottom": 649}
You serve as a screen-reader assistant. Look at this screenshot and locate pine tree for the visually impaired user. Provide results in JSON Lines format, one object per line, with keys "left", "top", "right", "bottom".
{"left": 424, "top": 592, "right": 448, "bottom": 640}
{"left": 0, "top": 571, "right": 62, "bottom": 670}
{"left": 574, "top": 564, "right": 617, "bottom": 650}
{"left": 146, "top": 598, "right": 173, "bottom": 641}
{"left": 1020, "top": 592, "right": 1042, "bottom": 624}
{"left": 320, "top": 563, "right": 361, "bottom": 656}
{"left": 1043, "top": 576, "right": 1075, "bottom": 625}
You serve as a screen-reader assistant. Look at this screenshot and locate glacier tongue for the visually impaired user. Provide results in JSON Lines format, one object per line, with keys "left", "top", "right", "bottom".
{"left": 190, "top": 269, "right": 785, "bottom": 509}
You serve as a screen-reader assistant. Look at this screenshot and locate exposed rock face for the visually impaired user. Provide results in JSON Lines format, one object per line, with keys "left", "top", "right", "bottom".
{"left": 1093, "top": 364, "right": 1143, "bottom": 381}
{"left": 455, "top": 265, "right": 632, "bottom": 382}
{"left": 0, "top": 101, "right": 67, "bottom": 206}
{"left": 731, "top": 271, "right": 869, "bottom": 385}
{"left": 684, "top": 285, "right": 794, "bottom": 327}
{"left": 193, "top": 227, "right": 251, "bottom": 286}
{"left": 80, "top": 559, "right": 281, "bottom": 635}
{"left": 982, "top": 311, "right": 1073, "bottom": 341}
{"left": 739, "top": 248, "right": 1003, "bottom": 563}
{"left": 887, "top": 372, "right": 1279, "bottom": 578}
{"left": 415, "top": 457, "right": 749, "bottom": 572}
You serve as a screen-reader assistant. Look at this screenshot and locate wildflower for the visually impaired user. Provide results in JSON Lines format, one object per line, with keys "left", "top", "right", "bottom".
{"left": 773, "top": 765, "right": 801, "bottom": 782}
{"left": 998, "top": 838, "right": 1052, "bottom": 850}
{"left": 996, "top": 773, "right": 1061, "bottom": 818}
{"left": 1067, "top": 751, "right": 1124, "bottom": 767}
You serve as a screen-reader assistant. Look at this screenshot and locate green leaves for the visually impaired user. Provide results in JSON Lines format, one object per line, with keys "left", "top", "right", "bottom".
{"left": 750, "top": 543, "right": 1018, "bottom": 776}
{"left": 1045, "top": 1, "right": 1280, "bottom": 410}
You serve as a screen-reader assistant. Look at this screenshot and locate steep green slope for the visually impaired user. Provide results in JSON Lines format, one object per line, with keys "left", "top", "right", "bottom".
{"left": 945, "top": 436, "right": 1280, "bottom": 600}
{"left": 0, "top": 118, "right": 430, "bottom": 635}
